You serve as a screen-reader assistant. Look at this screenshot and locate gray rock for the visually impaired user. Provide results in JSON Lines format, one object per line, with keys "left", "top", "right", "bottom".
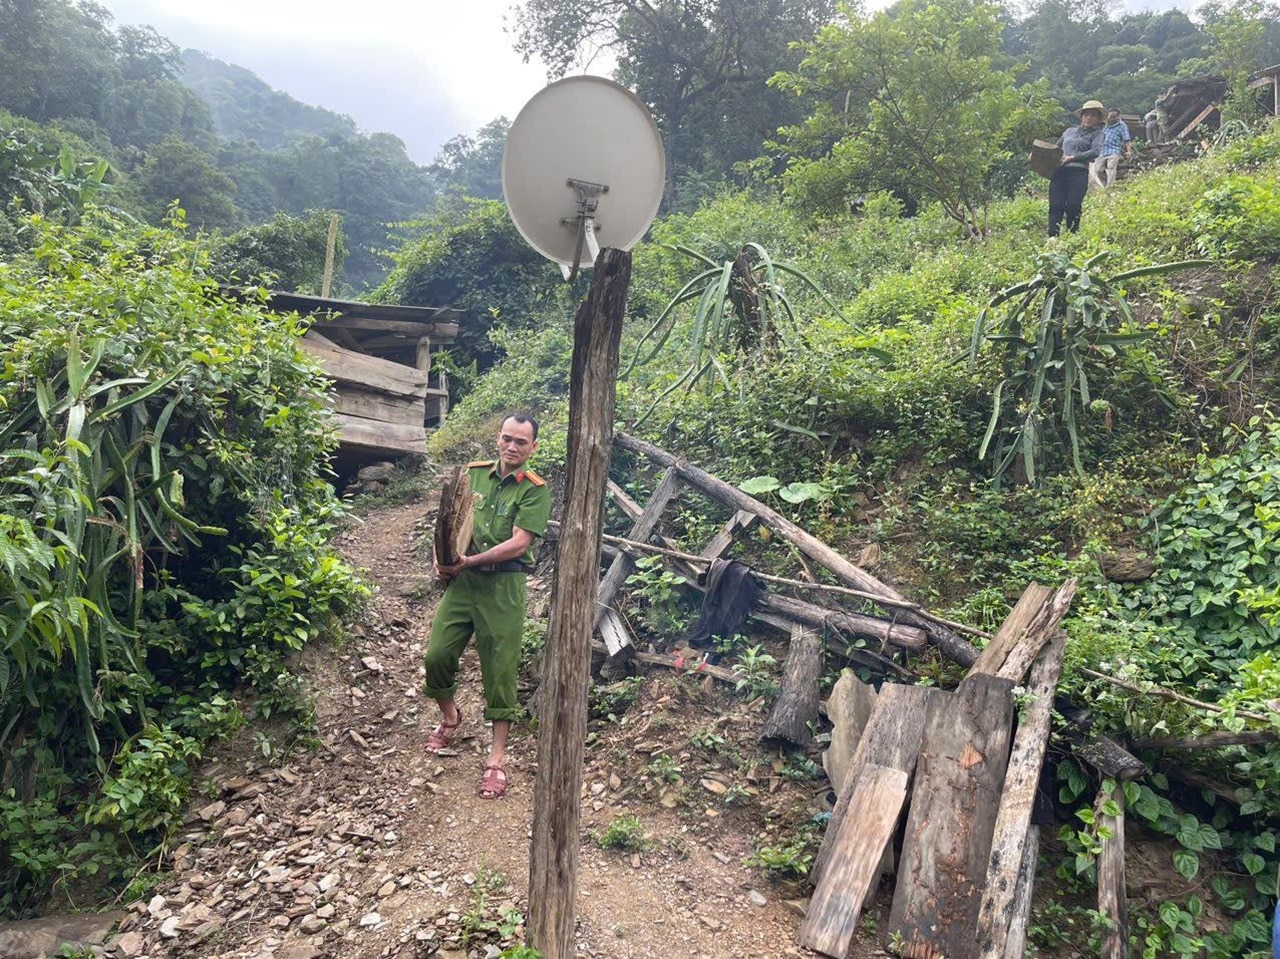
{"left": 357, "top": 463, "right": 397, "bottom": 483}
{"left": 0, "top": 913, "right": 124, "bottom": 957}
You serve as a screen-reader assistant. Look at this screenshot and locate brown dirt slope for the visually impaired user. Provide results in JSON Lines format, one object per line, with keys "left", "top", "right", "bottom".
{"left": 105, "top": 493, "right": 872, "bottom": 959}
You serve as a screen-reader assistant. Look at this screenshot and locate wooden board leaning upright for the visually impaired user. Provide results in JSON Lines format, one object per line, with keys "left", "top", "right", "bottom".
{"left": 888, "top": 673, "right": 1016, "bottom": 959}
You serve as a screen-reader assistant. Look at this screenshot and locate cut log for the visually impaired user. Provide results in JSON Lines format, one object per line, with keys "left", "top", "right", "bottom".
{"left": 598, "top": 610, "right": 634, "bottom": 662}
{"left": 812, "top": 683, "right": 940, "bottom": 884}
{"left": 333, "top": 414, "right": 427, "bottom": 456}
{"left": 760, "top": 624, "right": 822, "bottom": 747}
{"left": 1137, "top": 729, "right": 1280, "bottom": 750}
{"left": 1077, "top": 734, "right": 1148, "bottom": 780}
{"left": 994, "top": 580, "right": 1076, "bottom": 684}
{"left": 969, "top": 583, "right": 1053, "bottom": 676}
{"left": 593, "top": 466, "right": 681, "bottom": 643}
{"left": 314, "top": 313, "right": 460, "bottom": 337}
{"left": 1098, "top": 549, "right": 1155, "bottom": 583}
{"left": 299, "top": 336, "right": 430, "bottom": 397}
{"left": 889, "top": 673, "right": 1016, "bottom": 959}
{"left": 1004, "top": 826, "right": 1039, "bottom": 959}
{"left": 1159, "top": 762, "right": 1248, "bottom": 804}
{"left": 821, "top": 670, "right": 878, "bottom": 793}
{"left": 975, "top": 633, "right": 1066, "bottom": 959}
{"left": 1096, "top": 784, "right": 1128, "bottom": 959}
{"left": 336, "top": 387, "right": 423, "bottom": 426}
{"left": 433, "top": 466, "right": 474, "bottom": 571}
{"left": 759, "top": 593, "right": 927, "bottom": 650}
{"left": 799, "top": 764, "right": 910, "bottom": 958}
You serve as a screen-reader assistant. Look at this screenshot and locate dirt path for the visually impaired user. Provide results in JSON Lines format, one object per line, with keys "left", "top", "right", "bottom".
{"left": 107, "top": 496, "right": 834, "bottom": 959}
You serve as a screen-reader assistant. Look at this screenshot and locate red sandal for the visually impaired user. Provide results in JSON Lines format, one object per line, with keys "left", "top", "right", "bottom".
{"left": 478, "top": 764, "right": 507, "bottom": 800}
{"left": 424, "top": 707, "right": 462, "bottom": 753}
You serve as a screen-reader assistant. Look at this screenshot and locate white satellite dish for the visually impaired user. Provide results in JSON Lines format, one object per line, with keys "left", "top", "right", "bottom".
{"left": 503, "top": 76, "right": 666, "bottom": 280}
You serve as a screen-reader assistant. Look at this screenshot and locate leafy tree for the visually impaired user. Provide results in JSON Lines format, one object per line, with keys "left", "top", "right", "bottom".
{"left": 510, "top": 0, "right": 837, "bottom": 206}
{"left": 377, "top": 199, "right": 565, "bottom": 382}
{"left": 0, "top": 0, "right": 118, "bottom": 126}
{"left": 1201, "top": 0, "right": 1280, "bottom": 126}
{"left": 0, "top": 0, "right": 217, "bottom": 151}
{"left": 431, "top": 117, "right": 508, "bottom": 200}
{"left": 210, "top": 210, "right": 343, "bottom": 292}
{"left": 1003, "top": 4, "right": 1211, "bottom": 118}
{"left": 126, "top": 134, "right": 240, "bottom": 230}
{"left": 268, "top": 131, "right": 437, "bottom": 288}
{"left": 771, "top": 0, "right": 1059, "bottom": 236}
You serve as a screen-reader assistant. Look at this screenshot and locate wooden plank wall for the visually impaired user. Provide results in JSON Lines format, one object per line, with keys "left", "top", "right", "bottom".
{"left": 301, "top": 332, "right": 428, "bottom": 456}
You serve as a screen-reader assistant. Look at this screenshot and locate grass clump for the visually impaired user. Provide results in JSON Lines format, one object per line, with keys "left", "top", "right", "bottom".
{"left": 593, "top": 814, "right": 650, "bottom": 852}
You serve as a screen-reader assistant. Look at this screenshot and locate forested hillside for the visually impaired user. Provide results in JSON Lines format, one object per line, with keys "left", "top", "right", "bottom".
{"left": 178, "top": 49, "right": 360, "bottom": 149}
{"left": 0, "top": 0, "right": 445, "bottom": 287}
{"left": 4, "top": 0, "right": 1280, "bottom": 955}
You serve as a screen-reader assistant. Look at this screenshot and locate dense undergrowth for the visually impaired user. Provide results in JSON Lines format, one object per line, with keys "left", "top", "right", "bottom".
{"left": 432, "top": 129, "right": 1280, "bottom": 956}
{"left": 0, "top": 209, "right": 365, "bottom": 914}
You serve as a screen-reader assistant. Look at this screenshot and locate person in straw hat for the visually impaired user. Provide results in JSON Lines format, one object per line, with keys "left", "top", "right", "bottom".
{"left": 1048, "top": 99, "right": 1106, "bottom": 236}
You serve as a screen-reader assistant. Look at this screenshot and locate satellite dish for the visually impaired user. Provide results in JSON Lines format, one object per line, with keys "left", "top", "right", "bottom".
{"left": 503, "top": 76, "right": 666, "bottom": 280}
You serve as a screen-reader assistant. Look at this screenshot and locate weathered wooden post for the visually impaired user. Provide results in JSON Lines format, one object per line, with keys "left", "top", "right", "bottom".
{"left": 527, "top": 248, "right": 632, "bottom": 957}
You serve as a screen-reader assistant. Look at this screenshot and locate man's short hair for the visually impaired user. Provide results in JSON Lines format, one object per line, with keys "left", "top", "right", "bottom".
{"left": 503, "top": 412, "right": 539, "bottom": 440}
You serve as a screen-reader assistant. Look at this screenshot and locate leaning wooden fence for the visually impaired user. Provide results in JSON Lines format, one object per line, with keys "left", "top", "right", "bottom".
{"left": 546, "top": 432, "right": 1152, "bottom": 957}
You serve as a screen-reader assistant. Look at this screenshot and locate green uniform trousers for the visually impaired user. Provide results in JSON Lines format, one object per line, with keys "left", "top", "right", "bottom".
{"left": 423, "top": 569, "right": 526, "bottom": 722}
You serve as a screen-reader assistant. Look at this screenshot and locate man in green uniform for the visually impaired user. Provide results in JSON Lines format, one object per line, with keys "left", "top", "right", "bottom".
{"left": 423, "top": 413, "right": 551, "bottom": 799}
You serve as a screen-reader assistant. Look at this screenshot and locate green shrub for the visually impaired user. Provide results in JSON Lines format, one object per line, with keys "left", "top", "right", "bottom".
{"left": 1138, "top": 421, "right": 1280, "bottom": 690}
{"left": 593, "top": 814, "right": 649, "bottom": 851}
{"left": 1191, "top": 174, "right": 1280, "bottom": 261}
{"left": 0, "top": 209, "right": 365, "bottom": 914}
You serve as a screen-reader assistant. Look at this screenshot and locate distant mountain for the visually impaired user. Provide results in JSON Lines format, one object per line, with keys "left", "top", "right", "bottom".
{"left": 179, "top": 49, "right": 359, "bottom": 148}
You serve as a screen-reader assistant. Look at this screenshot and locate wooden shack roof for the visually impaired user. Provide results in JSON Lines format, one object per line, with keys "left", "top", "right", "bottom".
{"left": 260, "top": 291, "right": 461, "bottom": 363}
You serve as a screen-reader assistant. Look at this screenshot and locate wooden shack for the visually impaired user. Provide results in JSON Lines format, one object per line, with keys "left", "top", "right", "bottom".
{"left": 1249, "top": 64, "right": 1280, "bottom": 118}
{"left": 262, "top": 291, "right": 460, "bottom": 459}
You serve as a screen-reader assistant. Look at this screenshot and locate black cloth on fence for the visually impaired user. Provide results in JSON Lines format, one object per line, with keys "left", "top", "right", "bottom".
{"left": 685, "top": 559, "right": 762, "bottom": 655}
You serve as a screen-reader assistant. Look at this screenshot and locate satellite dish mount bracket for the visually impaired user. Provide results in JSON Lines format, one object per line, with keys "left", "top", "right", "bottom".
{"left": 561, "top": 177, "right": 609, "bottom": 281}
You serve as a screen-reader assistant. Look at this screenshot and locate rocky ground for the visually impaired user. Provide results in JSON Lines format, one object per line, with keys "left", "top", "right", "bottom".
{"left": 88, "top": 482, "right": 886, "bottom": 959}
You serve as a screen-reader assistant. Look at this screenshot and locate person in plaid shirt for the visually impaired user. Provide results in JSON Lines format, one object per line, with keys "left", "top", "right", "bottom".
{"left": 1092, "top": 108, "right": 1133, "bottom": 189}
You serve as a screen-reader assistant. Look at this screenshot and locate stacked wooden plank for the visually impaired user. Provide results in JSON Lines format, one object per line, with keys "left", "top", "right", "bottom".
{"left": 301, "top": 334, "right": 431, "bottom": 456}
{"left": 570, "top": 435, "right": 1149, "bottom": 958}
{"left": 250, "top": 291, "right": 460, "bottom": 458}
{"left": 800, "top": 582, "right": 1076, "bottom": 959}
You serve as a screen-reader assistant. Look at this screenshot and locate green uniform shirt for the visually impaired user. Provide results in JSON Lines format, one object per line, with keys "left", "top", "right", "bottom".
{"left": 467, "top": 461, "right": 552, "bottom": 566}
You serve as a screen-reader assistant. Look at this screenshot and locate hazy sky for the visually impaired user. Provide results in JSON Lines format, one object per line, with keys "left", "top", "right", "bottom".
{"left": 98, "top": 0, "right": 1192, "bottom": 164}
{"left": 98, "top": 0, "right": 571, "bottom": 164}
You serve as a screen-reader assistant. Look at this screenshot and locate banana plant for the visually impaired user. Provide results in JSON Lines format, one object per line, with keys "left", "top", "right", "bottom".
{"left": 969, "top": 251, "right": 1209, "bottom": 484}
